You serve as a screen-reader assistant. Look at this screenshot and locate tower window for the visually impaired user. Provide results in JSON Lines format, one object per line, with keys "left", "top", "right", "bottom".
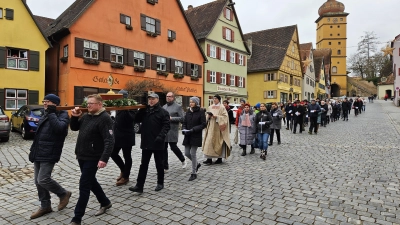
{"left": 332, "top": 66, "right": 337, "bottom": 73}
{"left": 329, "top": 42, "right": 331, "bottom": 45}
{"left": 337, "top": 62, "right": 340, "bottom": 64}
{"left": 337, "top": 50, "right": 341, "bottom": 55}
{"left": 340, "top": 18, "right": 343, "bottom": 21}
{"left": 330, "top": 34, "right": 332, "bottom": 36}
{"left": 338, "top": 33, "right": 340, "bottom": 36}
{"left": 330, "top": 26, "right": 333, "bottom": 28}
{"left": 338, "top": 25, "right": 340, "bottom": 28}
{"left": 327, "top": 18, "right": 330, "bottom": 22}
{"left": 338, "top": 42, "right": 341, "bottom": 45}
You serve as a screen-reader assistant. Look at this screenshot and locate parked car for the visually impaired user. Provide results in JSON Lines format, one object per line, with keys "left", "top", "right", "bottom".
{"left": 229, "top": 104, "right": 241, "bottom": 119}
{"left": 10, "top": 105, "right": 43, "bottom": 139}
{"left": 0, "top": 106, "right": 11, "bottom": 142}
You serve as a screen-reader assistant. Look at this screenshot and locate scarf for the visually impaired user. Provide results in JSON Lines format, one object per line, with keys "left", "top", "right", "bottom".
{"left": 225, "top": 105, "right": 230, "bottom": 111}
{"left": 241, "top": 112, "right": 251, "bottom": 127}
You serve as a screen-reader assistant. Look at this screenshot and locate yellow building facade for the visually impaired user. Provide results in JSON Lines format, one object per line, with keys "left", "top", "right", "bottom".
{"left": 0, "top": 0, "right": 51, "bottom": 116}
{"left": 315, "top": 0, "right": 348, "bottom": 97}
{"left": 245, "top": 25, "right": 303, "bottom": 104}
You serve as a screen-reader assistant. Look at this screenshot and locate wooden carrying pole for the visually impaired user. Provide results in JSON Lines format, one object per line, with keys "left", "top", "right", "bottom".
{"left": 56, "top": 105, "right": 146, "bottom": 112}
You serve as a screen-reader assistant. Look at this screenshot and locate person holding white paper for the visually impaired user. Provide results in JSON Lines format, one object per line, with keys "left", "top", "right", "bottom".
{"left": 307, "top": 99, "right": 321, "bottom": 134}
{"left": 255, "top": 103, "right": 273, "bottom": 160}
{"left": 269, "top": 103, "right": 283, "bottom": 145}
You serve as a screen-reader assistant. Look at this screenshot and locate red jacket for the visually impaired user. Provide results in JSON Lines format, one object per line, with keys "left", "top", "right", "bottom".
{"left": 235, "top": 107, "right": 243, "bottom": 126}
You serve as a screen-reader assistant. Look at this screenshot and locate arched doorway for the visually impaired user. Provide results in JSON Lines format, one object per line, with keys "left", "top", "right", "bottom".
{"left": 385, "top": 89, "right": 392, "bottom": 98}
{"left": 331, "top": 84, "right": 340, "bottom": 97}
{"left": 289, "top": 93, "right": 292, "bottom": 101}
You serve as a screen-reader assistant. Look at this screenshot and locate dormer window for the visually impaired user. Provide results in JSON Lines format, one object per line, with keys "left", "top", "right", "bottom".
{"left": 224, "top": 8, "right": 232, "bottom": 21}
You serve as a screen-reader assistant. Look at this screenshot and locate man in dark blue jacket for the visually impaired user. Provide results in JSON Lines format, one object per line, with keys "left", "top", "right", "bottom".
{"left": 129, "top": 93, "right": 170, "bottom": 194}
{"left": 284, "top": 101, "right": 294, "bottom": 130}
{"left": 29, "top": 94, "right": 70, "bottom": 219}
{"left": 308, "top": 99, "right": 321, "bottom": 134}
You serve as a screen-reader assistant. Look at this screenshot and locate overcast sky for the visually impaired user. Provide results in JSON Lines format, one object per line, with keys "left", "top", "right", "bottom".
{"left": 28, "top": 0, "right": 399, "bottom": 57}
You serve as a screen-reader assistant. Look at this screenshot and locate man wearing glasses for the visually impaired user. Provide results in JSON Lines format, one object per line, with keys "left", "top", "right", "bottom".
{"left": 69, "top": 94, "right": 114, "bottom": 225}
{"left": 162, "top": 92, "right": 186, "bottom": 172}
{"left": 29, "top": 94, "right": 71, "bottom": 219}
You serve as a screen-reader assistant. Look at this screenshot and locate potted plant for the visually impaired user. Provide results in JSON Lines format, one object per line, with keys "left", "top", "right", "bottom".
{"left": 111, "top": 63, "right": 125, "bottom": 69}
{"left": 157, "top": 71, "right": 169, "bottom": 76}
{"left": 173, "top": 73, "right": 184, "bottom": 79}
{"left": 134, "top": 66, "right": 146, "bottom": 72}
{"left": 60, "top": 57, "right": 68, "bottom": 63}
{"left": 83, "top": 58, "right": 100, "bottom": 65}
{"left": 146, "top": 31, "right": 157, "bottom": 37}
{"left": 125, "top": 24, "right": 133, "bottom": 30}
{"left": 190, "top": 76, "right": 199, "bottom": 81}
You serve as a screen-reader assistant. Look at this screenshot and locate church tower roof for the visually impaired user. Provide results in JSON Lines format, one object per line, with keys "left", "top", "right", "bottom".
{"left": 318, "top": 0, "right": 345, "bottom": 17}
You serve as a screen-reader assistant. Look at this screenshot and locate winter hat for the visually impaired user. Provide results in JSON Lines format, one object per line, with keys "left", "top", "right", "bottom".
{"left": 255, "top": 103, "right": 261, "bottom": 108}
{"left": 44, "top": 94, "right": 60, "bottom": 106}
{"left": 118, "top": 89, "right": 128, "bottom": 98}
{"left": 240, "top": 98, "right": 246, "bottom": 104}
{"left": 214, "top": 94, "right": 221, "bottom": 102}
{"left": 190, "top": 96, "right": 200, "bottom": 106}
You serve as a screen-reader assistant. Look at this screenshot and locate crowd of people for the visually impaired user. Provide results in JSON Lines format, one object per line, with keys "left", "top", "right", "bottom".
{"left": 28, "top": 92, "right": 368, "bottom": 224}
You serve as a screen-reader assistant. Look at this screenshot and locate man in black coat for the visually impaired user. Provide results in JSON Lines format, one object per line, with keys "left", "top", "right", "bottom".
{"left": 70, "top": 94, "right": 115, "bottom": 224}
{"left": 341, "top": 98, "right": 350, "bottom": 121}
{"left": 308, "top": 99, "right": 321, "bottom": 134}
{"left": 129, "top": 93, "right": 170, "bottom": 194}
{"left": 29, "top": 94, "right": 71, "bottom": 219}
{"left": 292, "top": 100, "right": 305, "bottom": 134}
{"left": 111, "top": 90, "right": 135, "bottom": 186}
{"left": 284, "top": 101, "right": 294, "bottom": 130}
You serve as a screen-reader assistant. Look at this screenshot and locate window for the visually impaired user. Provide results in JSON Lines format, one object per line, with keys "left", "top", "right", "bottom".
{"left": 340, "top": 18, "right": 343, "bottom": 21}
{"left": 146, "top": 17, "right": 155, "bottom": 33}
{"left": 239, "top": 54, "right": 244, "bottom": 65}
{"left": 279, "top": 74, "right": 284, "bottom": 82}
{"left": 291, "top": 60, "right": 294, "bottom": 69}
{"left": 210, "top": 45, "right": 217, "bottom": 58}
{"left": 284, "top": 75, "right": 288, "bottom": 83}
{"left": 120, "top": 14, "right": 131, "bottom": 25}
{"left": 63, "top": 45, "right": 68, "bottom": 57}
{"left": 338, "top": 33, "right": 340, "bottom": 36}
{"left": 83, "top": 40, "right": 98, "bottom": 59}
{"left": 7, "top": 48, "right": 28, "bottom": 70}
{"left": 338, "top": 25, "right": 340, "bottom": 28}
{"left": 221, "top": 73, "right": 226, "bottom": 85}
{"left": 306, "top": 78, "right": 309, "bottom": 85}
{"left": 191, "top": 64, "right": 199, "bottom": 77}
{"left": 264, "top": 73, "right": 274, "bottom": 81}
{"left": 230, "top": 75, "right": 235, "bottom": 86}
{"left": 226, "top": 28, "right": 232, "bottom": 41}
{"left": 264, "top": 91, "right": 275, "bottom": 99}
{"left": 5, "top": 89, "right": 27, "bottom": 110}
{"left": 337, "top": 50, "right": 341, "bottom": 55}
{"left": 332, "top": 66, "right": 337, "bottom": 73}
{"left": 327, "top": 18, "right": 330, "bottom": 22}
{"left": 210, "top": 71, "right": 216, "bottom": 83}
{"left": 168, "top": 30, "right": 176, "bottom": 40}
{"left": 0, "top": 8, "right": 2, "bottom": 19}
{"left": 156, "top": 56, "right": 166, "bottom": 71}
{"left": 175, "top": 60, "right": 183, "bottom": 74}
{"left": 230, "top": 51, "right": 235, "bottom": 63}
{"left": 310, "top": 65, "right": 314, "bottom": 72}
{"left": 338, "top": 42, "right": 341, "bottom": 45}
{"left": 110, "top": 46, "right": 123, "bottom": 64}
{"left": 225, "top": 8, "right": 231, "bottom": 20}
{"left": 291, "top": 44, "right": 295, "bottom": 53}
{"left": 329, "top": 42, "right": 331, "bottom": 45}
{"left": 330, "top": 26, "right": 333, "bottom": 28}
{"left": 238, "top": 77, "right": 244, "bottom": 87}
{"left": 330, "top": 34, "right": 332, "bottom": 36}
{"left": 134, "top": 51, "right": 145, "bottom": 67}
{"left": 221, "top": 48, "right": 226, "bottom": 61}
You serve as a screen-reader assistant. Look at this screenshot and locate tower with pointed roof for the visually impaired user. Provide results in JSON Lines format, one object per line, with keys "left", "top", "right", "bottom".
{"left": 316, "top": 0, "right": 348, "bottom": 97}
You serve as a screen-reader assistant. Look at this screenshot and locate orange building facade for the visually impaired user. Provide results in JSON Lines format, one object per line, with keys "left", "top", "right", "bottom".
{"left": 45, "top": 0, "right": 206, "bottom": 107}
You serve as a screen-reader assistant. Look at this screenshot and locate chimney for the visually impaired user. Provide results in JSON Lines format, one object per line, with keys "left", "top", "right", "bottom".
{"left": 188, "top": 5, "right": 193, "bottom": 10}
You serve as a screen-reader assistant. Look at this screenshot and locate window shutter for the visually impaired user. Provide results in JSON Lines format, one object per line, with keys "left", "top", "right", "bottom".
{"left": 166, "top": 58, "right": 171, "bottom": 72}
{"left": 98, "top": 43, "right": 104, "bottom": 61}
{"left": 74, "top": 86, "right": 84, "bottom": 105}
{"left": 244, "top": 56, "right": 246, "bottom": 66}
{"left": 127, "top": 50, "right": 134, "bottom": 66}
{"left": 273, "top": 73, "right": 277, "bottom": 80}
{"left": 28, "top": 90, "right": 39, "bottom": 105}
{"left": 103, "top": 44, "right": 110, "bottom": 62}
{"left": 235, "top": 53, "right": 239, "bottom": 65}
{"left": 226, "top": 50, "right": 230, "bottom": 62}
{"left": 186, "top": 62, "right": 192, "bottom": 75}
{"left": 5, "top": 8, "right": 14, "bottom": 20}
{"left": 206, "top": 70, "right": 211, "bottom": 83}
{"left": 120, "top": 14, "right": 125, "bottom": 24}
{"left": 264, "top": 91, "right": 267, "bottom": 99}
{"left": 223, "top": 8, "right": 226, "bottom": 18}
{"left": 29, "top": 51, "right": 40, "bottom": 71}
{"left": 140, "top": 14, "right": 146, "bottom": 30}
{"left": 123, "top": 48, "right": 127, "bottom": 65}
{"left": 243, "top": 78, "right": 246, "bottom": 88}
{"left": 0, "top": 89, "right": 4, "bottom": 109}
{"left": 170, "top": 59, "right": 175, "bottom": 73}
{"left": 75, "top": 38, "right": 84, "bottom": 58}
{"left": 273, "top": 91, "right": 277, "bottom": 98}
{"left": 0, "top": 47, "right": 6, "bottom": 68}
{"left": 227, "top": 74, "right": 230, "bottom": 85}
{"left": 235, "top": 76, "right": 239, "bottom": 87}
{"left": 145, "top": 53, "right": 150, "bottom": 69}
{"left": 151, "top": 55, "right": 157, "bottom": 70}
{"left": 183, "top": 62, "right": 187, "bottom": 75}
{"left": 222, "top": 27, "right": 226, "bottom": 40}
{"left": 198, "top": 65, "right": 202, "bottom": 78}
{"left": 206, "top": 44, "right": 210, "bottom": 56}
{"left": 264, "top": 74, "right": 267, "bottom": 82}
{"left": 232, "top": 30, "right": 235, "bottom": 42}
{"left": 216, "top": 72, "right": 221, "bottom": 84}
{"left": 155, "top": 19, "right": 161, "bottom": 35}
{"left": 216, "top": 47, "right": 221, "bottom": 59}
{"left": 172, "top": 31, "right": 176, "bottom": 40}
{"left": 230, "top": 10, "right": 233, "bottom": 21}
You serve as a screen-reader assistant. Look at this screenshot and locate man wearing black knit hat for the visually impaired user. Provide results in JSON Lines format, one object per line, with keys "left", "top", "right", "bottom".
{"left": 29, "top": 94, "right": 71, "bottom": 219}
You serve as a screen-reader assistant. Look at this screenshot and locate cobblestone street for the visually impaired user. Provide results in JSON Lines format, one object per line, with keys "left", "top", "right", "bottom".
{"left": 1, "top": 100, "right": 400, "bottom": 225}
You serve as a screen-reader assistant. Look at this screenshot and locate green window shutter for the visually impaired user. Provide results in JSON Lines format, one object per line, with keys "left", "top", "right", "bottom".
{"left": 0, "top": 47, "right": 6, "bottom": 68}
{"left": 28, "top": 90, "right": 39, "bottom": 105}
{"left": 5, "top": 8, "right": 14, "bottom": 20}
{"left": 29, "top": 51, "right": 40, "bottom": 71}
{"left": 0, "top": 89, "right": 4, "bottom": 109}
